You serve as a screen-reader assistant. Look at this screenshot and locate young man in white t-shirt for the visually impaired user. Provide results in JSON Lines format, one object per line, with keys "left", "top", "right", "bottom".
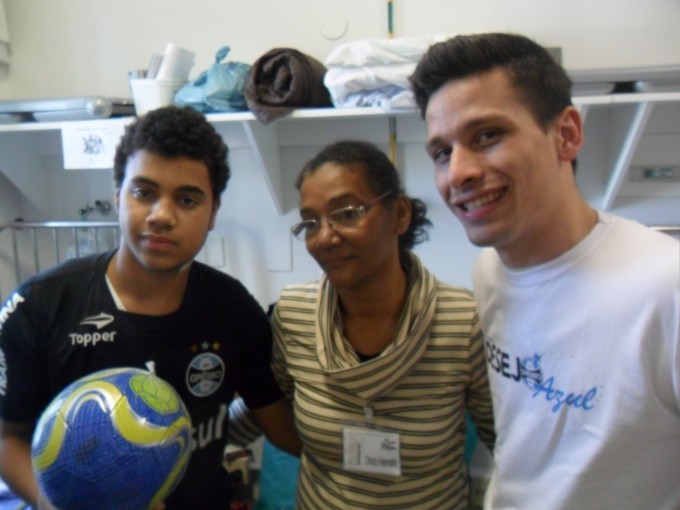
{"left": 411, "top": 32, "right": 680, "bottom": 510}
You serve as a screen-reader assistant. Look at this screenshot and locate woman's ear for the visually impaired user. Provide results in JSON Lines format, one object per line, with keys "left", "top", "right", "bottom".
{"left": 554, "top": 106, "right": 584, "bottom": 163}
{"left": 395, "top": 195, "right": 411, "bottom": 235}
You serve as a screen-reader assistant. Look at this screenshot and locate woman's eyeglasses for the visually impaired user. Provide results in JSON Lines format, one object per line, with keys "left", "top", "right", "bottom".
{"left": 291, "top": 191, "right": 393, "bottom": 240}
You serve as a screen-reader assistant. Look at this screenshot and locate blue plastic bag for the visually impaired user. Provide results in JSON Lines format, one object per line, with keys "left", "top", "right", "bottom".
{"left": 175, "top": 46, "right": 250, "bottom": 113}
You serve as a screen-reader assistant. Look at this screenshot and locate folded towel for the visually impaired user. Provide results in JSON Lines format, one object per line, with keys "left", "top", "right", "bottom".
{"left": 245, "top": 48, "right": 333, "bottom": 124}
{"left": 324, "top": 63, "right": 417, "bottom": 109}
{"left": 325, "top": 36, "right": 445, "bottom": 67}
{"left": 324, "top": 36, "right": 446, "bottom": 109}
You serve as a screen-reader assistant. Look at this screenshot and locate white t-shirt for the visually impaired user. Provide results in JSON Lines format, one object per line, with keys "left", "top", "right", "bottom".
{"left": 475, "top": 212, "right": 680, "bottom": 510}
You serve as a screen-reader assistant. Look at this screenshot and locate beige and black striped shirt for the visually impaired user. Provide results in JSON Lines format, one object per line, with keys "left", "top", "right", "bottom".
{"left": 272, "top": 255, "right": 494, "bottom": 509}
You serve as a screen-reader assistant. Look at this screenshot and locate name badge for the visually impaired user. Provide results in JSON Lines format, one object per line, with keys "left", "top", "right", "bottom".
{"left": 343, "top": 426, "right": 401, "bottom": 476}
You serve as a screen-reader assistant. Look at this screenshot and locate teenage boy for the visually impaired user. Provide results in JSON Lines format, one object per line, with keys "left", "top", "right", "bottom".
{"left": 0, "top": 106, "right": 300, "bottom": 510}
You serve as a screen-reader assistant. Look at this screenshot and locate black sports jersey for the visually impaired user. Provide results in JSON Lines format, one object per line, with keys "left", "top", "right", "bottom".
{"left": 0, "top": 250, "right": 282, "bottom": 509}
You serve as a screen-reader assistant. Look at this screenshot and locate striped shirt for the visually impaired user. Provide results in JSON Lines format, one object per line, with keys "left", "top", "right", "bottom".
{"left": 271, "top": 255, "right": 494, "bottom": 509}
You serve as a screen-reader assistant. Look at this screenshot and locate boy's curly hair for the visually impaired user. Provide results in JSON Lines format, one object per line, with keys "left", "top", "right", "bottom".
{"left": 113, "top": 106, "right": 230, "bottom": 201}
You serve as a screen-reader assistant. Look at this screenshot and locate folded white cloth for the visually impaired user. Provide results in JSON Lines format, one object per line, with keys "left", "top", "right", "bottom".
{"left": 324, "top": 35, "right": 447, "bottom": 109}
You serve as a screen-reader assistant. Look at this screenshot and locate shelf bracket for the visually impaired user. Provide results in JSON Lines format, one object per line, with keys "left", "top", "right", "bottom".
{"left": 0, "top": 131, "right": 56, "bottom": 211}
{"left": 240, "top": 120, "right": 284, "bottom": 215}
{"left": 601, "top": 101, "right": 654, "bottom": 210}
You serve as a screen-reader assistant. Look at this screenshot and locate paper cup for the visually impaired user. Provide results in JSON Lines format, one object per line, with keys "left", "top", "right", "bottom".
{"left": 130, "top": 78, "right": 187, "bottom": 115}
{"left": 155, "top": 43, "right": 196, "bottom": 81}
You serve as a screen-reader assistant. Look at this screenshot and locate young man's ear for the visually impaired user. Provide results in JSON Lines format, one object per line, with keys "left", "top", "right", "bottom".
{"left": 209, "top": 199, "right": 220, "bottom": 230}
{"left": 554, "top": 106, "right": 584, "bottom": 163}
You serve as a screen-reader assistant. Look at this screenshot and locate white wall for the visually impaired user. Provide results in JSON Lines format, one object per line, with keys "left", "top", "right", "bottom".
{"left": 1, "top": 0, "right": 679, "bottom": 306}
{"left": 3, "top": 0, "right": 680, "bottom": 100}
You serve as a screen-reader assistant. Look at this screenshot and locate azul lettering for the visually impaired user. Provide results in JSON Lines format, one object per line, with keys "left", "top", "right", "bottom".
{"left": 532, "top": 376, "right": 598, "bottom": 413}
{"left": 190, "top": 403, "right": 227, "bottom": 451}
{"left": 69, "top": 331, "right": 117, "bottom": 347}
{"left": 0, "top": 292, "right": 25, "bottom": 334}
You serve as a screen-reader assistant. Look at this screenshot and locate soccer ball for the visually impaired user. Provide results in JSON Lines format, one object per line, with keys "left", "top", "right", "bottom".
{"left": 31, "top": 367, "right": 192, "bottom": 510}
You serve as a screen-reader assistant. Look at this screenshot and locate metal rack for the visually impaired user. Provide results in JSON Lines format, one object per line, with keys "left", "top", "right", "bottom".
{"left": 0, "top": 220, "right": 119, "bottom": 299}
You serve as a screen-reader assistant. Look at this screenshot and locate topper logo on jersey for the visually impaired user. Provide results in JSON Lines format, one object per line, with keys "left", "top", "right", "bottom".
{"left": 79, "top": 312, "right": 115, "bottom": 330}
{"left": 186, "top": 352, "right": 225, "bottom": 397}
{"left": 69, "top": 312, "right": 117, "bottom": 347}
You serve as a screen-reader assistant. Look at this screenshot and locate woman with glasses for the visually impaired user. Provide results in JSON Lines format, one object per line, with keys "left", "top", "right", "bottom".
{"left": 271, "top": 140, "right": 495, "bottom": 509}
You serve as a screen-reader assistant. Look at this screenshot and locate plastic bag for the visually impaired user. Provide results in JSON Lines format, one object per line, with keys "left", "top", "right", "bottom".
{"left": 175, "top": 46, "right": 250, "bottom": 113}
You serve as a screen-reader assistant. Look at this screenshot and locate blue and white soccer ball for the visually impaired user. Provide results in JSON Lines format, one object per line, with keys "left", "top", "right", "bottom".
{"left": 31, "top": 367, "right": 192, "bottom": 510}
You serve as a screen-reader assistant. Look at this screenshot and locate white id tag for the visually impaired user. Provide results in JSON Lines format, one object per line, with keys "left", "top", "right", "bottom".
{"left": 343, "top": 427, "right": 401, "bottom": 476}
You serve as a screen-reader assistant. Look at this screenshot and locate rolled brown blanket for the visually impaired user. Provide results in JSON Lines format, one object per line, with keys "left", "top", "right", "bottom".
{"left": 245, "top": 47, "right": 333, "bottom": 124}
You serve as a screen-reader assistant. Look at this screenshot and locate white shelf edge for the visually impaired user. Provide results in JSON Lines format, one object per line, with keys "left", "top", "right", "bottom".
{"left": 1, "top": 90, "right": 678, "bottom": 133}
{"left": 0, "top": 107, "right": 416, "bottom": 132}
{"left": 573, "top": 91, "right": 680, "bottom": 106}
{"left": 208, "top": 106, "right": 417, "bottom": 123}
{"left": 0, "top": 115, "right": 133, "bottom": 133}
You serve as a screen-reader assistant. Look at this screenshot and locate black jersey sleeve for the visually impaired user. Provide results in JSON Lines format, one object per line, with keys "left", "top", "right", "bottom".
{"left": 0, "top": 284, "right": 50, "bottom": 422}
{"left": 0, "top": 253, "right": 109, "bottom": 423}
{"left": 232, "top": 294, "right": 284, "bottom": 409}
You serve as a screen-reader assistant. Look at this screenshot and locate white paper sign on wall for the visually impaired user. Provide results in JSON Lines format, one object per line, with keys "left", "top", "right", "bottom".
{"left": 61, "top": 122, "right": 125, "bottom": 170}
